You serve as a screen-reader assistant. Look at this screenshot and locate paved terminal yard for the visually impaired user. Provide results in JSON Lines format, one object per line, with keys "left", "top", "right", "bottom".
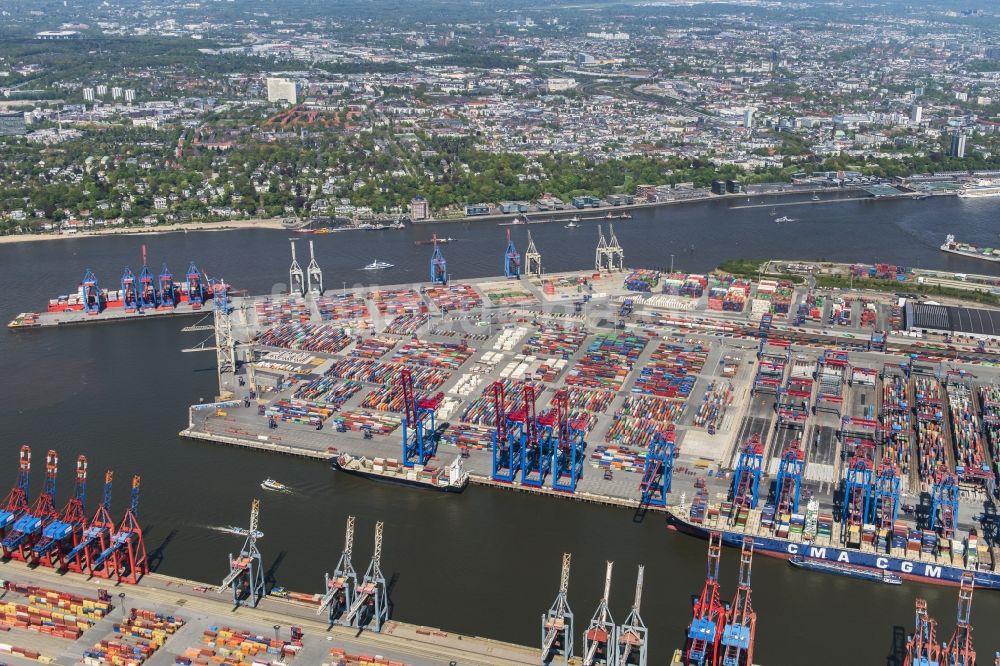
{"left": 0, "top": 561, "right": 538, "bottom": 665}
{"left": 179, "top": 266, "right": 1000, "bottom": 537}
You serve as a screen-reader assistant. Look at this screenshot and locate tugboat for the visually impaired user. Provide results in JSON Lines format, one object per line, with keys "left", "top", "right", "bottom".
{"left": 331, "top": 453, "right": 469, "bottom": 492}
{"left": 362, "top": 259, "right": 394, "bottom": 270}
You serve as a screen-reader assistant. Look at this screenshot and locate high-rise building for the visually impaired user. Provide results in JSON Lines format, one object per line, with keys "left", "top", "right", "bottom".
{"left": 266, "top": 77, "right": 298, "bottom": 105}
{"left": 124, "top": 89, "right": 135, "bottom": 103}
{"left": 910, "top": 105, "right": 922, "bottom": 124}
{"left": 0, "top": 113, "right": 27, "bottom": 137}
{"left": 950, "top": 133, "right": 967, "bottom": 158}
{"left": 744, "top": 108, "right": 755, "bottom": 128}
{"left": 96, "top": 84, "right": 107, "bottom": 97}
{"left": 409, "top": 196, "right": 430, "bottom": 221}
{"left": 111, "top": 87, "right": 122, "bottom": 100}
{"left": 82, "top": 87, "right": 94, "bottom": 102}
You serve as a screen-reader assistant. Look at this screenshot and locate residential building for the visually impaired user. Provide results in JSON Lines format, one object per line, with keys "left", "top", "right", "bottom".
{"left": 0, "top": 113, "right": 27, "bottom": 136}
{"left": 266, "top": 77, "right": 298, "bottom": 105}
{"left": 409, "top": 196, "right": 429, "bottom": 220}
{"left": 950, "top": 133, "right": 967, "bottom": 158}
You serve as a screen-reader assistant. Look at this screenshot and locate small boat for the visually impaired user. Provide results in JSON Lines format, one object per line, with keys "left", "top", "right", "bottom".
{"left": 261, "top": 478, "right": 287, "bottom": 491}
{"left": 812, "top": 193, "right": 820, "bottom": 201}
{"left": 775, "top": 216, "right": 795, "bottom": 223}
{"left": 390, "top": 220, "right": 406, "bottom": 229}
{"left": 362, "top": 259, "right": 394, "bottom": 270}
{"left": 620, "top": 212, "right": 632, "bottom": 219}
{"left": 604, "top": 212, "right": 614, "bottom": 219}
{"left": 789, "top": 556, "right": 902, "bottom": 585}
{"left": 565, "top": 221, "right": 580, "bottom": 228}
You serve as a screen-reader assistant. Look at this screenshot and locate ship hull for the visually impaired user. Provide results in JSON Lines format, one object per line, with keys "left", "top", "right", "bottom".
{"left": 667, "top": 511, "right": 1000, "bottom": 589}
{"left": 330, "top": 459, "right": 466, "bottom": 493}
{"left": 940, "top": 245, "right": 1000, "bottom": 262}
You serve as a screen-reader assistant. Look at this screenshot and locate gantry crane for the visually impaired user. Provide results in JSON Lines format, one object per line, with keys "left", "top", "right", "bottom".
{"left": 186, "top": 262, "right": 206, "bottom": 307}
{"left": 345, "top": 521, "right": 389, "bottom": 632}
{"left": 33, "top": 455, "right": 87, "bottom": 568}
{"left": 289, "top": 240, "right": 306, "bottom": 296}
{"left": 720, "top": 538, "right": 757, "bottom": 666}
{"left": 842, "top": 444, "right": 874, "bottom": 541}
{"left": 81, "top": 270, "right": 102, "bottom": 313}
{"left": 685, "top": 532, "right": 725, "bottom": 666}
{"left": 3, "top": 450, "right": 58, "bottom": 561}
{"left": 518, "top": 384, "right": 552, "bottom": 487}
{"left": 159, "top": 264, "right": 175, "bottom": 307}
{"left": 504, "top": 229, "right": 521, "bottom": 279}
{"left": 218, "top": 498, "right": 265, "bottom": 607}
{"left": 616, "top": 565, "right": 647, "bottom": 666}
{"left": 491, "top": 381, "right": 523, "bottom": 482}
{"left": 582, "top": 561, "right": 616, "bottom": 666}
{"left": 307, "top": 239, "right": 324, "bottom": 295}
{"left": 945, "top": 574, "right": 976, "bottom": 665}
{"left": 871, "top": 457, "right": 901, "bottom": 533}
{"left": 121, "top": 267, "right": 139, "bottom": 311}
{"left": 400, "top": 367, "right": 442, "bottom": 467}
{"left": 731, "top": 435, "right": 764, "bottom": 512}
{"left": 138, "top": 245, "right": 158, "bottom": 309}
{"left": 640, "top": 429, "right": 674, "bottom": 508}
{"left": 524, "top": 230, "right": 542, "bottom": 277}
{"left": 0, "top": 446, "right": 31, "bottom": 536}
{"left": 931, "top": 467, "right": 960, "bottom": 539}
{"left": 92, "top": 475, "right": 148, "bottom": 584}
{"left": 430, "top": 234, "right": 448, "bottom": 285}
{"left": 318, "top": 516, "right": 357, "bottom": 626}
{"left": 903, "top": 599, "right": 943, "bottom": 666}
{"left": 772, "top": 441, "right": 804, "bottom": 516}
{"left": 542, "top": 553, "right": 574, "bottom": 665}
{"left": 550, "top": 389, "right": 587, "bottom": 493}
{"left": 64, "top": 469, "right": 114, "bottom": 574}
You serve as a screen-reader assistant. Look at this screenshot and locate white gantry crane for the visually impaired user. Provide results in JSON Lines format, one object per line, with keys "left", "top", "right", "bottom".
{"left": 318, "top": 516, "right": 357, "bottom": 626}
{"left": 616, "top": 565, "right": 647, "bottom": 666}
{"left": 542, "top": 552, "right": 574, "bottom": 665}
{"left": 583, "top": 561, "right": 616, "bottom": 666}
{"left": 217, "top": 498, "right": 265, "bottom": 608}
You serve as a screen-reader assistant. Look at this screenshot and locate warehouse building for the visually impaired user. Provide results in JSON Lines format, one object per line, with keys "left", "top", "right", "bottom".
{"left": 905, "top": 302, "right": 1000, "bottom": 340}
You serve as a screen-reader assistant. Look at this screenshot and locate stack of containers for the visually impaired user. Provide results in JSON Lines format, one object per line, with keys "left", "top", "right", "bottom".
{"left": 442, "top": 423, "right": 494, "bottom": 450}
{"left": 771, "top": 280, "right": 794, "bottom": 314}
{"left": 564, "top": 332, "right": 647, "bottom": 393}
{"left": 334, "top": 411, "right": 400, "bottom": 435}
{"left": 946, "top": 382, "right": 992, "bottom": 484}
{"left": 194, "top": 626, "right": 300, "bottom": 664}
{"left": 257, "top": 323, "right": 351, "bottom": 354}
{"left": 521, "top": 325, "right": 587, "bottom": 359}
{"left": 978, "top": 385, "right": 1000, "bottom": 473}
{"left": 707, "top": 287, "right": 728, "bottom": 311}
{"left": 294, "top": 378, "right": 362, "bottom": 408}
{"left": 680, "top": 275, "right": 707, "bottom": 298}
{"left": 391, "top": 340, "right": 472, "bottom": 370}
{"left": 693, "top": 381, "right": 735, "bottom": 431}
{"left": 590, "top": 444, "right": 645, "bottom": 474}
{"left": 255, "top": 297, "right": 310, "bottom": 326}
{"left": 316, "top": 294, "right": 369, "bottom": 322}
{"left": 723, "top": 286, "right": 747, "bottom": 312}
{"left": 624, "top": 269, "right": 660, "bottom": 292}
{"left": 370, "top": 289, "right": 427, "bottom": 317}
{"left": 891, "top": 523, "right": 908, "bottom": 551}
{"left": 329, "top": 358, "right": 447, "bottom": 391}
{"left": 880, "top": 374, "right": 912, "bottom": 476}
{"left": 424, "top": 283, "right": 483, "bottom": 312}
{"left": 266, "top": 399, "right": 334, "bottom": 426}
{"left": 361, "top": 385, "right": 406, "bottom": 413}
{"left": 352, "top": 337, "right": 396, "bottom": 359}
{"left": 384, "top": 314, "right": 429, "bottom": 336}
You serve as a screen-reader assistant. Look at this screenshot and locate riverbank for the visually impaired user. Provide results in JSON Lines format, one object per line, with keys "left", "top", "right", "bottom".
{"left": 0, "top": 217, "right": 288, "bottom": 244}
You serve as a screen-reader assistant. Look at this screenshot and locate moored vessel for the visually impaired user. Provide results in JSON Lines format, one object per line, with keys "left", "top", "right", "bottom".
{"left": 331, "top": 453, "right": 468, "bottom": 492}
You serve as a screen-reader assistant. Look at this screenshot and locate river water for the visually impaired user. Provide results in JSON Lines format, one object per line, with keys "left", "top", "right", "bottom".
{"left": 1, "top": 193, "right": 999, "bottom": 664}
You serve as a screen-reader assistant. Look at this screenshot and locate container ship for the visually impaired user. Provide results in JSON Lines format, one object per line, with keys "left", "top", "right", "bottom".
{"left": 667, "top": 486, "right": 1000, "bottom": 589}
{"left": 331, "top": 453, "right": 468, "bottom": 492}
{"left": 939, "top": 234, "right": 1000, "bottom": 263}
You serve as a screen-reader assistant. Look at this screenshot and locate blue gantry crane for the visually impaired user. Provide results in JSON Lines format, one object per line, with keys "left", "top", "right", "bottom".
{"left": 616, "top": 565, "right": 647, "bottom": 666}
{"left": 773, "top": 441, "right": 805, "bottom": 515}
{"left": 345, "top": 521, "right": 389, "bottom": 632}
{"left": 92, "top": 475, "right": 148, "bottom": 584}
{"left": 64, "top": 469, "right": 114, "bottom": 574}
{"left": 318, "top": 516, "right": 357, "bottom": 626}
{"left": 81, "top": 270, "right": 102, "bottom": 314}
{"left": 218, "top": 498, "right": 265, "bottom": 608}
{"left": 639, "top": 429, "right": 675, "bottom": 508}
{"left": 430, "top": 234, "right": 448, "bottom": 285}
{"left": 518, "top": 384, "right": 552, "bottom": 487}
{"left": 0, "top": 446, "right": 31, "bottom": 536}
{"left": 871, "top": 457, "right": 901, "bottom": 532}
{"left": 931, "top": 467, "right": 960, "bottom": 539}
{"left": 186, "top": 261, "right": 206, "bottom": 307}
{"left": 842, "top": 445, "right": 874, "bottom": 546}
{"left": 504, "top": 229, "right": 521, "bottom": 279}
{"left": 121, "top": 267, "right": 139, "bottom": 312}
{"left": 3, "top": 450, "right": 59, "bottom": 561}
{"left": 550, "top": 390, "right": 587, "bottom": 493}
{"left": 33, "top": 455, "right": 88, "bottom": 568}
{"left": 158, "top": 264, "right": 175, "bottom": 307}
{"left": 400, "top": 368, "right": 442, "bottom": 467}
{"left": 137, "top": 245, "right": 158, "bottom": 309}
{"left": 731, "top": 435, "right": 764, "bottom": 512}
{"left": 490, "top": 381, "right": 523, "bottom": 482}
{"left": 542, "top": 553, "right": 574, "bottom": 665}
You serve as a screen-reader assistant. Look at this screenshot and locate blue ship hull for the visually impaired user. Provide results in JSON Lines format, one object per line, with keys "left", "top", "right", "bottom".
{"left": 668, "top": 511, "right": 1000, "bottom": 590}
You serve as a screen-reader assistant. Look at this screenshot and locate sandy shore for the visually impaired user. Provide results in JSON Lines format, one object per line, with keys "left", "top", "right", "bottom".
{"left": 0, "top": 218, "right": 288, "bottom": 244}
